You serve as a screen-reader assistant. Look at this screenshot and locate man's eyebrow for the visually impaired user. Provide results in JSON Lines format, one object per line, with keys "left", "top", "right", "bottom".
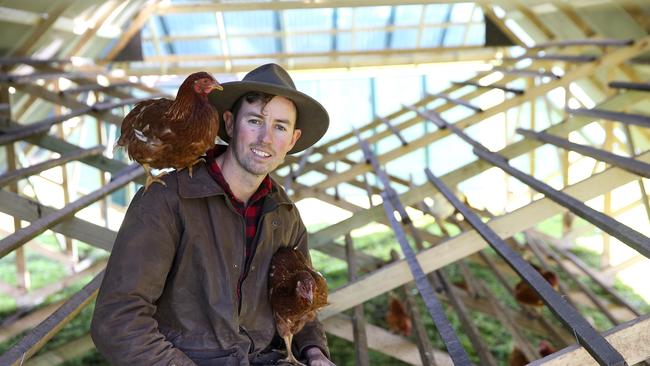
{"left": 244, "top": 112, "right": 264, "bottom": 119}
{"left": 244, "top": 112, "right": 293, "bottom": 126}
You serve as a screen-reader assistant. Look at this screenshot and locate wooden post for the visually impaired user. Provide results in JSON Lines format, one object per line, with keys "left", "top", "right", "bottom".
{"left": 344, "top": 234, "right": 370, "bottom": 366}
{"left": 55, "top": 81, "right": 78, "bottom": 270}
{"left": 389, "top": 250, "right": 438, "bottom": 366}
{"left": 601, "top": 120, "right": 615, "bottom": 269}
{"left": 1, "top": 73, "right": 30, "bottom": 291}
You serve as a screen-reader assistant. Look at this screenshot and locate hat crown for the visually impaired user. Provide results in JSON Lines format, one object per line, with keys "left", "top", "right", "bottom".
{"left": 242, "top": 63, "right": 296, "bottom": 90}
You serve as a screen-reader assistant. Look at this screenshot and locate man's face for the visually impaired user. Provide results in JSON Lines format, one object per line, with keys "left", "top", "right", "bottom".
{"left": 224, "top": 95, "right": 301, "bottom": 177}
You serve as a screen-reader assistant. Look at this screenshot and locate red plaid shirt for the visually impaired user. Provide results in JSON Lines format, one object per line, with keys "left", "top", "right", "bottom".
{"left": 206, "top": 146, "right": 272, "bottom": 311}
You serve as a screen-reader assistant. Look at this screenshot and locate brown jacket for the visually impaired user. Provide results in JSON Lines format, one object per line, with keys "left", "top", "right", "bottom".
{"left": 91, "top": 162, "right": 328, "bottom": 366}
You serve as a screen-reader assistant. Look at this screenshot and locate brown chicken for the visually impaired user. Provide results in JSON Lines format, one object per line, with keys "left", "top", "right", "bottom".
{"left": 514, "top": 263, "right": 559, "bottom": 307}
{"left": 508, "top": 347, "right": 529, "bottom": 366}
{"left": 269, "top": 246, "right": 328, "bottom": 365}
{"left": 116, "top": 72, "right": 222, "bottom": 191}
{"left": 386, "top": 295, "right": 412, "bottom": 337}
{"left": 538, "top": 340, "right": 556, "bottom": 357}
{"left": 508, "top": 340, "right": 557, "bottom": 365}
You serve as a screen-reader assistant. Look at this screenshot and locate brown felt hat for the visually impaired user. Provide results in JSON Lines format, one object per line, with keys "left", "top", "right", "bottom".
{"left": 208, "top": 63, "right": 329, "bottom": 154}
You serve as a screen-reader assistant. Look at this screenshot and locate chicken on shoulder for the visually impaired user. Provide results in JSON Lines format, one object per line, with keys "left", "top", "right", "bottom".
{"left": 116, "top": 72, "right": 222, "bottom": 191}
{"left": 269, "top": 246, "right": 328, "bottom": 366}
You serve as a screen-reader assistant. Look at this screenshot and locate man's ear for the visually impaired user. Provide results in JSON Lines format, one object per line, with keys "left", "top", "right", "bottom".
{"left": 223, "top": 111, "right": 234, "bottom": 138}
{"left": 288, "top": 128, "right": 302, "bottom": 150}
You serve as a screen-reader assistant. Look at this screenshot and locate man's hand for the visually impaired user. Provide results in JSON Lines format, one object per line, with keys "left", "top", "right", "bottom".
{"left": 304, "top": 346, "right": 335, "bottom": 366}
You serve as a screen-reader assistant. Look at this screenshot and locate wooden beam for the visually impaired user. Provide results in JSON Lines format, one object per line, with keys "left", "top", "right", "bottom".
{"left": 0, "top": 272, "right": 103, "bottom": 366}
{"left": 532, "top": 39, "right": 633, "bottom": 49}
{"left": 143, "top": 45, "right": 494, "bottom": 63}
{"left": 157, "top": 0, "right": 477, "bottom": 13}
{"left": 322, "top": 314, "right": 453, "bottom": 366}
{"left": 65, "top": 1, "right": 122, "bottom": 57}
{"left": 23, "top": 334, "right": 95, "bottom": 366}
{"left": 0, "top": 301, "right": 63, "bottom": 343}
{"left": 0, "top": 165, "right": 143, "bottom": 258}
{"left": 318, "top": 150, "right": 650, "bottom": 320}
{"left": 12, "top": 84, "right": 123, "bottom": 126}
{"left": 103, "top": 1, "right": 160, "bottom": 62}
{"left": 528, "top": 314, "right": 650, "bottom": 366}
{"left": 10, "top": 1, "right": 75, "bottom": 57}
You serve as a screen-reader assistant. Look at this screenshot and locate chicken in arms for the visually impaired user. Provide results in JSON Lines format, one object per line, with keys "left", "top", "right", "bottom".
{"left": 116, "top": 72, "right": 222, "bottom": 191}
{"left": 269, "top": 246, "right": 328, "bottom": 365}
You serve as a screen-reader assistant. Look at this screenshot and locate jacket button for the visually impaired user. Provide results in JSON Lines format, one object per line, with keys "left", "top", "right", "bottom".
{"left": 234, "top": 264, "right": 238, "bottom": 268}
{"left": 250, "top": 265, "right": 256, "bottom": 271}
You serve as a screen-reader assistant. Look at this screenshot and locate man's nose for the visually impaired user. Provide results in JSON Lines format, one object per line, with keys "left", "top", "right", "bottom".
{"left": 258, "top": 123, "right": 273, "bottom": 144}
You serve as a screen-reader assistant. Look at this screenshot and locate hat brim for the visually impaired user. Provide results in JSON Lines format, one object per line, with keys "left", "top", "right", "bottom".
{"left": 208, "top": 80, "right": 329, "bottom": 154}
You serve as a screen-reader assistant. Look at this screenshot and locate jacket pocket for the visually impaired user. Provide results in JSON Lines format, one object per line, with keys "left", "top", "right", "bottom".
{"left": 181, "top": 349, "right": 240, "bottom": 366}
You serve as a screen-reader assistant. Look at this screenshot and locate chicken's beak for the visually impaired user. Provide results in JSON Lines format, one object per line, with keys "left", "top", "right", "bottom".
{"left": 210, "top": 82, "right": 223, "bottom": 91}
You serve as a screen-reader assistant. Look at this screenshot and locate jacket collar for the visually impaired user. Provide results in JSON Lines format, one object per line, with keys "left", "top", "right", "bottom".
{"left": 177, "top": 162, "right": 293, "bottom": 206}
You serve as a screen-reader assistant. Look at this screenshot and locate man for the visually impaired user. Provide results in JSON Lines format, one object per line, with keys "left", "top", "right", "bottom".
{"left": 91, "top": 64, "right": 334, "bottom": 366}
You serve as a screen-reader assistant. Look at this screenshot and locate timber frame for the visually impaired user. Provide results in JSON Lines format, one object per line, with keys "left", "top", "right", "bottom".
{"left": 1, "top": 1, "right": 650, "bottom": 365}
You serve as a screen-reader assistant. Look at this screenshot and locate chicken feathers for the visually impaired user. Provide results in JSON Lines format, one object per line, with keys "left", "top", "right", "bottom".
{"left": 386, "top": 295, "right": 412, "bottom": 337}
{"left": 269, "top": 246, "right": 328, "bottom": 366}
{"left": 116, "top": 72, "right": 222, "bottom": 191}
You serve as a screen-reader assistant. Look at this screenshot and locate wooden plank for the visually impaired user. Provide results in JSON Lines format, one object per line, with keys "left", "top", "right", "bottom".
{"left": 158, "top": 0, "right": 478, "bottom": 13}
{"left": 389, "top": 251, "right": 438, "bottom": 366}
{"left": 91, "top": 94, "right": 166, "bottom": 112}
{"left": 532, "top": 39, "right": 634, "bottom": 48}
{"left": 517, "top": 128, "right": 650, "bottom": 178}
{"left": 103, "top": 0, "right": 161, "bottom": 62}
{"left": 24, "top": 334, "right": 95, "bottom": 366}
{"left": 438, "top": 268, "right": 503, "bottom": 366}
{"left": 492, "top": 67, "right": 561, "bottom": 79}
{"left": 0, "top": 301, "right": 63, "bottom": 343}
{"left": 0, "top": 58, "right": 70, "bottom": 67}
{"left": 379, "top": 117, "right": 408, "bottom": 146}
{"left": 567, "top": 107, "right": 650, "bottom": 128}
{"left": 0, "top": 165, "right": 143, "bottom": 258}
{"left": 322, "top": 314, "right": 453, "bottom": 366}
{"left": 58, "top": 82, "right": 134, "bottom": 96}
{"left": 0, "top": 145, "right": 105, "bottom": 188}
{"left": 0, "top": 107, "right": 93, "bottom": 145}
{"left": 318, "top": 150, "right": 650, "bottom": 321}
{"left": 0, "top": 272, "right": 104, "bottom": 366}
{"left": 428, "top": 92, "right": 483, "bottom": 112}
{"left": 452, "top": 81, "right": 524, "bottom": 95}
{"left": 13, "top": 84, "right": 123, "bottom": 126}
{"left": 10, "top": 1, "right": 75, "bottom": 57}
{"left": 509, "top": 54, "right": 599, "bottom": 63}
{"left": 528, "top": 314, "right": 650, "bottom": 366}
{"left": 65, "top": 1, "right": 122, "bottom": 57}
{"left": 608, "top": 81, "right": 650, "bottom": 92}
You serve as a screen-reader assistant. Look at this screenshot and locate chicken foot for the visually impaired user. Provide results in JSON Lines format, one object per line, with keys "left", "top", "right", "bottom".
{"left": 142, "top": 164, "right": 168, "bottom": 192}
{"left": 179, "top": 157, "right": 206, "bottom": 178}
{"left": 281, "top": 333, "right": 306, "bottom": 366}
